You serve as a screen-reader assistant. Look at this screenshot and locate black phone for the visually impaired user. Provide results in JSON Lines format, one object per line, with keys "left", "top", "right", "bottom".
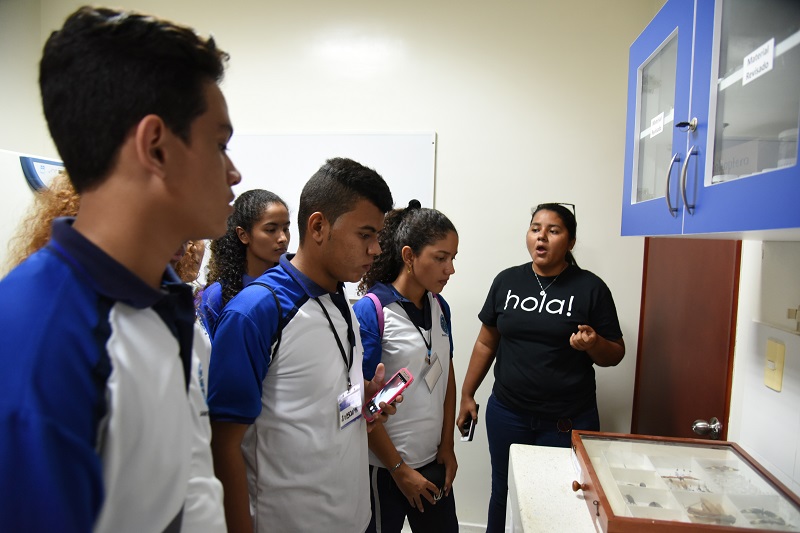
{"left": 460, "top": 403, "right": 479, "bottom": 442}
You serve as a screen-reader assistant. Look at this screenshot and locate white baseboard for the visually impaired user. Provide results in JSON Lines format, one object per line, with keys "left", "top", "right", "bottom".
{"left": 457, "top": 522, "right": 490, "bottom": 532}
{"left": 401, "top": 520, "right": 489, "bottom": 532}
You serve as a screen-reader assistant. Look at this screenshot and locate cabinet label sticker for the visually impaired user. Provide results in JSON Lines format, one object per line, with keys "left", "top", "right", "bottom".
{"left": 742, "top": 37, "right": 774, "bottom": 87}
{"left": 649, "top": 112, "right": 664, "bottom": 139}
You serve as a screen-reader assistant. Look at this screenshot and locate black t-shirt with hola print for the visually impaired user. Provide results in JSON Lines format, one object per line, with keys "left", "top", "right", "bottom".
{"left": 478, "top": 262, "right": 622, "bottom": 419}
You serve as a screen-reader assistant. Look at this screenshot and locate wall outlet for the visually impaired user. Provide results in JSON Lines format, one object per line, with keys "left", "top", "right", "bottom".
{"left": 764, "top": 339, "right": 785, "bottom": 392}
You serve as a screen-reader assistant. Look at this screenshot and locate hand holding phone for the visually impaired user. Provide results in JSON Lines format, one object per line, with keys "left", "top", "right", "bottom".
{"left": 460, "top": 403, "right": 479, "bottom": 442}
{"left": 364, "top": 368, "right": 413, "bottom": 422}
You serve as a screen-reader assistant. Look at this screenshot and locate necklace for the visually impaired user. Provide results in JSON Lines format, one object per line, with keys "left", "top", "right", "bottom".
{"left": 533, "top": 266, "right": 566, "bottom": 297}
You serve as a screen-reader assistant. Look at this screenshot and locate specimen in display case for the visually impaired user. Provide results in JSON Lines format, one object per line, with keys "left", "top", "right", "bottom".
{"left": 571, "top": 431, "right": 800, "bottom": 532}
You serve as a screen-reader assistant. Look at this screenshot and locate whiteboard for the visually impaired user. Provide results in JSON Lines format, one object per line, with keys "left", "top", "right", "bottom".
{"left": 228, "top": 133, "right": 436, "bottom": 222}
{"left": 214, "top": 133, "right": 437, "bottom": 297}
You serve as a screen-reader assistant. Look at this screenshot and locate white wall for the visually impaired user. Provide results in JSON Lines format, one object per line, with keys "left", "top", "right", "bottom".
{"left": 728, "top": 241, "right": 800, "bottom": 495}
{"left": 0, "top": 0, "right": 51, "bottom": 154}
{"left": 2, "top": 0, "right": 661, "bottom": 528}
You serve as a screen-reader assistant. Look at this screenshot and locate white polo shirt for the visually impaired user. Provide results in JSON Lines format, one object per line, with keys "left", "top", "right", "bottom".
{"left": 208, "top": 255, "right": 370, "bottom": 533}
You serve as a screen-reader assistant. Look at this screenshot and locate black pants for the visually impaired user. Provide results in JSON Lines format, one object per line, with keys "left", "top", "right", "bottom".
{"left": 366, "top": 462, "right": 459, "bottom": 533}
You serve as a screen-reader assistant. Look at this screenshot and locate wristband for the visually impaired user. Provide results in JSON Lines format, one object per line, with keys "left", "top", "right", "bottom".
{"left": 389, "top": 459, "right": 403, "bottom": 473}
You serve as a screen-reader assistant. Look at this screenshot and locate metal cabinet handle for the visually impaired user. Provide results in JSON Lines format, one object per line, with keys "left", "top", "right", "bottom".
{"left": 692, "top": 417, "right": 722, "bottom": 440}
{"left": 665, "top": 152, "right": 680, "bottom": 217}
{"left": 680, "top": 145, "right": 698, "bottom": 215}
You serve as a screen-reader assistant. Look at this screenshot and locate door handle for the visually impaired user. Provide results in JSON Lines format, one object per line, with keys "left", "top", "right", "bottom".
{"left": 680, "top": 145, "right": 698, "bottom": 215}
{"left": 665, "top": 152, "right": 681, "bottom": 218}
{"left": 692, "top": 417, "right": 722, "bottom": 440}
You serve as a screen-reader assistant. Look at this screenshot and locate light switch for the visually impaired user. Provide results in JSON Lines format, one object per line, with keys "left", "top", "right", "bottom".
{"left": 764, "top": 339, "right": 785, "bottom": 392}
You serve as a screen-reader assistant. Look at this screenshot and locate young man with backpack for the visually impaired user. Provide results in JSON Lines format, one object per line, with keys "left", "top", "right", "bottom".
{"left": 208, "top": 157, "right": 396, "bottom": 533}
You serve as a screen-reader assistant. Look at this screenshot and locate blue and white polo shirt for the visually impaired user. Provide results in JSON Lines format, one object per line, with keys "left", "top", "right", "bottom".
{"left": 208, "top": 254, "right": 370, "bottom": 533}
{"left": 0, "top": 217, "right": 223, "bottom": 533}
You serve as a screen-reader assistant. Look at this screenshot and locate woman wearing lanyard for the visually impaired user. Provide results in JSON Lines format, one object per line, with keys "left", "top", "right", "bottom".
{"left": 354, "top": 200, "right": 459, "bottom": 533}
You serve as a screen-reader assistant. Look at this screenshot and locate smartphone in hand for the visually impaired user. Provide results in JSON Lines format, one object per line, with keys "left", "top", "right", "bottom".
{"left": 364, "top": 368, "right": 413, "bottom": 422}
{"left": 460, "top": 403, "right": 480, "bottom": 442}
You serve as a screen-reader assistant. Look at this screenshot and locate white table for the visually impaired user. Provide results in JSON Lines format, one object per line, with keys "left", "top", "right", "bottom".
{"left": 507, "top": 444, "right": 599, "bottom": 532}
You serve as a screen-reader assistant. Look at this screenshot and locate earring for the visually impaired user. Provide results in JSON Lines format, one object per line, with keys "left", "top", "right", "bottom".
{"left": 407, "top": 264, "right": 412, "bottom": 274}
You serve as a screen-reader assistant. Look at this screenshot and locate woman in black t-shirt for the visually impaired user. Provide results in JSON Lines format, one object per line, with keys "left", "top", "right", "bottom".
{"left": 456, "top": 203, "right": 625, "bottom": 533}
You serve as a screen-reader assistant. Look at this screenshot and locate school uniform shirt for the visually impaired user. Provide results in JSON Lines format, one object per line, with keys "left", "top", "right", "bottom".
{"left": 354, "top": 283, "right": 453, "bottom": 469}
{"left": 198, "top": 273, "right": 255, "bottom": 339}
{"left": 208, "top": 254, "right": 370, "bottom": 533}
{"left": 0, "top": 217, "right": 224, "bottom": 533}
{"left": 479, "top": 263, "right": 623, "bottom": 419}
{"left": 184, "top": 327, "right": 226, "bottom": 533}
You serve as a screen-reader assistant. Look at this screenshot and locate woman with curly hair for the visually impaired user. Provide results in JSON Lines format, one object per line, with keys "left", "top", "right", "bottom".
{"left": 4, "top": 173, "right": 80, "bottom": 273}
{"left": 171, "top": 240, "right": 207, "bottom": 285}
{"left": 200, "top": 189, "right": 289, "bottom": 338}
{"left": 353, "top": 200, "right": 459, "bottom": 533}
{"left": 7, "top": 173, "right": 208, "bottom": 288}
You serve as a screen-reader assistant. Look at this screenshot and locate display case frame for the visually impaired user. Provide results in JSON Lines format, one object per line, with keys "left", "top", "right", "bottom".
{"left": 571, "top": 431, "right": 800, "bottom": 532}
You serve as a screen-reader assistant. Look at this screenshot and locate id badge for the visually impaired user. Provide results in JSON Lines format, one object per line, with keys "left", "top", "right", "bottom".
{"left": 420, "top": 352, "right": 443, "bottom": 392}
{"left": 338, "top": 383, "right": 362, "bottom": 430}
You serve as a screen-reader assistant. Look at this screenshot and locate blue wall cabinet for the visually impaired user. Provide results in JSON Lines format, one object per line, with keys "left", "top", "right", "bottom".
{"left": 621, "top": 0, "right": 800, "bottom": 237}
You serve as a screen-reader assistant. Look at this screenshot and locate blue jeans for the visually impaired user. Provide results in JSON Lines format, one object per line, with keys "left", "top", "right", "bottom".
{"left": 485, "top": 393, "right": 599, "bottom": 533}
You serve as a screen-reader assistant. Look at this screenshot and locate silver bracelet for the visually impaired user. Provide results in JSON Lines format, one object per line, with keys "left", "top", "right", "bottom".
{"left": 389, "top": 460, "right": 403, "bottom": 473}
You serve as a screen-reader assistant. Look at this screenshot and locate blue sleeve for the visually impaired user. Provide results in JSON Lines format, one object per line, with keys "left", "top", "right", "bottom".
{"left": 353, "top": 296, "right": 382, "bottom": 381}
{"left": 436, "top": 294, "right": 455, "bottom": 358}
{"left": 207, "top": 293, "right": 278, "bottom": 424}
{"left": 0, "top": 411, "right": 103, "bottom": 532}
{"left": 199, "top": 282, "right": 223, "bottom": 340}
{"left": 0, "top": 265, "right": 105, "bottom": 532}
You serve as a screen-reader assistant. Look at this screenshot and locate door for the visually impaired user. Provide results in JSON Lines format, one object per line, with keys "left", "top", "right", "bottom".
{"left": 621, "top": 0, "right": 695, "bottom": 236}
{"left": 684, "top": 0, "right": 800, "bottom": 234}
{"left": 631, "top": 237, "right": 741, "bottom": 439}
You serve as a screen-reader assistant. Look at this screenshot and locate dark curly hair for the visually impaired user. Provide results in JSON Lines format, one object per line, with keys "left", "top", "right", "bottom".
{"left": 205, "top": 189, "right": 287, "bottom": 305}
{"left": 358, "top": 199, "right": 457, "bottom": 294}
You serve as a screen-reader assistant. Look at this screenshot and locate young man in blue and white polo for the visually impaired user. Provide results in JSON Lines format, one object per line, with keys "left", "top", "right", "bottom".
{"left": 0, "top": 7, "right": 241, "bottom": 532}
{"left": 209, "top": 157, "right": 396, "bottom": 533}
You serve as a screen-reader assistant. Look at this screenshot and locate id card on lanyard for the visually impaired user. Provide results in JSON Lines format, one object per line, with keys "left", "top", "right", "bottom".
{"left": 315, "top": 296, "right": 363, "bottom": 430}
{"left": 419, "top": 351, "right": 443, "bottom": 392}
{"left": 400, "top": 295, "right": 442, "bottom": 392}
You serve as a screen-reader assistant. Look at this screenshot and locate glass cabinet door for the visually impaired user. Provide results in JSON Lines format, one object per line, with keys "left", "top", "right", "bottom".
{"left": 622, "top": 0, "right": 695, "bottom": 236}
{"left": 635, "top": 35, "right": 678, "bottom": 205}
{"left": 709, "top": 0, "right": 799, "bottom": 183}
{"left": 684, "top": 0, "right": 800, "bottom": 234}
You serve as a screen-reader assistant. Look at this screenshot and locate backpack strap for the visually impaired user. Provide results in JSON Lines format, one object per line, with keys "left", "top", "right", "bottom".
{"left": 368, "top": 292, "right": 447, "bottom": 340}
{"left": 365, "top": 292, "right": 384, "bottom": 339}
{"left": 250, "top": 282, "right": 283, "bottom": 359}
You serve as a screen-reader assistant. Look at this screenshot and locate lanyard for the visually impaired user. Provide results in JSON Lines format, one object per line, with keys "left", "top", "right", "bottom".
{"left": 398, "top": 300, "right": 433, "bottom": 365}
{"left": 416, "top": 323, "right": 433, "bottom": 365}
{"left": 315, "top": 296, "right": 354, "bottom": 389}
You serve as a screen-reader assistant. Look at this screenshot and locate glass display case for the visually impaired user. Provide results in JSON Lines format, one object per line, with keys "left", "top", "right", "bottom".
{"left": 572, "top": 431, "right": 800, "bottom": 532}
